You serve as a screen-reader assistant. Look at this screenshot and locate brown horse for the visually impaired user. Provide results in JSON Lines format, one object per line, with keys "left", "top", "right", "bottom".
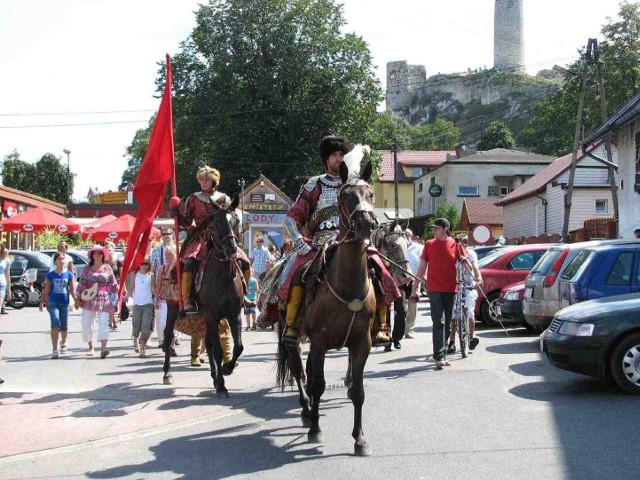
{"left": 276, "top": 161, "right": 377, "bottom": 456}
{"left": 163, "top": 195, "right": 245, "bottom": 397}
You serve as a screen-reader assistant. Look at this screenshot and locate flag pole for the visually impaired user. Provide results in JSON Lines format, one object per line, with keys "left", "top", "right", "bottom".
{"left": 165, "top": 54, "right": 183, "bottom": 312}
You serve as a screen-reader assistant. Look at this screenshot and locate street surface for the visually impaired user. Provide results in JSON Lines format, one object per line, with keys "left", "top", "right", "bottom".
{"left": 0, "top": 300, "right": 638, "bottom": 480}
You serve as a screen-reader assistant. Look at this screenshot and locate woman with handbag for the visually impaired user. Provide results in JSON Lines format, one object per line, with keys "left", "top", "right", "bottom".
{"left": 75, "top": 245, "right": 119, "bottom": 358}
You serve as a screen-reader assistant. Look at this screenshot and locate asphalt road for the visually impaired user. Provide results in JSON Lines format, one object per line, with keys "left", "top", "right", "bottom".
{"left": 0, "top": 300, "right": 638, "bottom": 480}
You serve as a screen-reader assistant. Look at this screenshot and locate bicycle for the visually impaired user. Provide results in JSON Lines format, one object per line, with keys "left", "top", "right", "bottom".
{"left": 453, "top": 260, "right": 471, "bottom": 358}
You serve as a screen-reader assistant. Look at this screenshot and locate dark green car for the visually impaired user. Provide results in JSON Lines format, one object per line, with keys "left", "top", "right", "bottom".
{"left": 540, "top": 293, "right": 640, "bottom": 394}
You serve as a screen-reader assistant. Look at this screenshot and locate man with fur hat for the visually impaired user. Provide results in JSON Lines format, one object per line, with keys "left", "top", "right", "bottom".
{"left": 277, "top": 133, "right": 397, "bottom": 343}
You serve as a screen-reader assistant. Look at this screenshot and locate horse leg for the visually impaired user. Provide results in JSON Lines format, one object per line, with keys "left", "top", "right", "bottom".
{"left": 306, "top": 344, "right": 326, "bottom": 444}
{"left": 349, "top": 343, "right": 371, "bottom": 457}
{"left": 222, "top": 312, "right": 244, "bottom": 376}
{"left": 162, "top": 310, "right": 176, "bottom": 385}
{"left": 285, "top": 342, "right": 311, "bottom": 427}
{"left": 344, "top": 353, "right": 353, "bottom": 393}
{"left": 211, "top": 328, "right": 228, "bottom": 397}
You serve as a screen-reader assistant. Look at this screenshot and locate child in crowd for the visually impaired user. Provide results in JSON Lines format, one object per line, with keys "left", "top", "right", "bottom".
{"left": 40, "top": 253, "right": 77, "bottom": 358}
{"left": 244, "top": 268, "right": 258, "bottom": 331}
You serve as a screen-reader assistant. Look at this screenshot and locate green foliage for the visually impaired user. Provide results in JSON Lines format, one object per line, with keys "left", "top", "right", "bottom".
{"left": 519, "top": 1, "right": 640, "bottom": 156}
{"left": 423, "top": 203, "right": 460, "bottom": 239}
{"left": 34, "top": 231, "right": 92, "bottom": 249}
{"left": 477, "top": 121, "right": 516, "bottom": 150}
{"left": 409, "top": 118, "right": 461, "bottom": 150}
{"left": 126, "top": 0, "right": 382, "bottom": 198}
{"left": 1, "top": 151, "right": 74, "bottom": 204}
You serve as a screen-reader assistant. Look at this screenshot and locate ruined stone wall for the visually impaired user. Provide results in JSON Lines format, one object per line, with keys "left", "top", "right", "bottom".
{"left": 494, "top": 0, "right": 524, "bottom": 71}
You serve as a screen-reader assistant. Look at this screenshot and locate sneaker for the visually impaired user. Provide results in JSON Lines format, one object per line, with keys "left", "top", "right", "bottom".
{"left": 51, "top": 350, "right": 59, "bottom": 359}
{"left": 169, "top": 347, "right": 177, "bottom": 357}
{"left": 435, "top": 358, "right": 445, "bottom": 369}
{"left": 59, "top": 344, "right": 68, "bottom": 355}
{"left": 443, "top": 357, "right": 451, "bottom": 366}
{"left": 1, "top": 308, "right": 8, "bottom": 315}
{"left": 470, "top": 337, "right": 480, "bottom": 350}
{"left": 393, "top": 341, "right": 402, "bottom": 350}
{"left": 446, "top": 341, "right": 456, "bottom": 354}
{"left": 404, "top": 332, "right": 415, "bottom": 339}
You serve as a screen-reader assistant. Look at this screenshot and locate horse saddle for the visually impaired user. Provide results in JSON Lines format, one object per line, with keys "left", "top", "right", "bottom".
{"left": 302, "top": 240, "right": 335, "bottom": 302}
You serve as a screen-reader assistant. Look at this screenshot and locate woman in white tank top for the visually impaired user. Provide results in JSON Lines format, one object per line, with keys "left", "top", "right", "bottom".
{"left": 130, "top": 261, "right": 155, "bottom": 357}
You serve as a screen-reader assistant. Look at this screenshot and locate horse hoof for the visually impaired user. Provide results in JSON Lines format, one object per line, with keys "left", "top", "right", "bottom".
{"left": 301, "top": 414, "right": 312, "bottom": 428}
{"left": 216, "top": 387, "right": 229, "bottom": 398}
{"left": 354, "top": 443, "right": 371, "bottom": 457}
{"left": 222, "top": 362, "right": 236, "bottom": 376}
{"left": 163, "top": 375, "right": 173, "bottom": 385}
{"left": 307, "top": 431, "right": 324, "bottom": 444}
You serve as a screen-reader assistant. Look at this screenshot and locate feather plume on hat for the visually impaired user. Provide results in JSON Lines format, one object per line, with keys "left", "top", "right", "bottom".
{"left": 342, "top": 144, "right": 370, "bottom": 179}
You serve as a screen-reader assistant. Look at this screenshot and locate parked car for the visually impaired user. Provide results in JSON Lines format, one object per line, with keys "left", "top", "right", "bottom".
{"left": 476, "top": 244, "right": 553, "bottom": 326}
{"left": 540, "top": 293, "right": 640, "bottom": 394}
{"left": 494, "top": 281, "right": 528, "bottom": 328}
{"left": 8, "top": 251, "right": 53, "bottom": 306}
{"left": 558, "top": 243, "right": 640, "bottom": 308}
{"left": 40, "top": 249, "right": 89, "bottom": 278}
{"left": 524, "top": 240, "right": 640, "bottom": 329}
{"left": 469, "top": 245, "right": 507, "bottom": 261}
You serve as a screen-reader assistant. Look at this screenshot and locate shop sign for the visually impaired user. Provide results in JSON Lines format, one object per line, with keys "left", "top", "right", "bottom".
{"left": 250, "top": 193, "right": 264, "bottom": 203}
{"left": 244, "top": 213, "right": 286, "bottom": 225}
{"left": 245, "top": 203, "right": 287, "bottom": 211}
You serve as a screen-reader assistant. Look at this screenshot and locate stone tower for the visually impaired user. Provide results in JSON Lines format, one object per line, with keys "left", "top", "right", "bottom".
{"left": 494, "top": 0, "right": 524, "bottom": 72}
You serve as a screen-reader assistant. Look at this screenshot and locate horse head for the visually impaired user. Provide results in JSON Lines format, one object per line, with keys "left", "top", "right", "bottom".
{"left": 338, "top": 160, "right": 377, "bottom": 242}
{"left": 209, "top": 194, "right": 240, "bottom": 260}
{"left": 373, "top": 221, "right": 411, "bottom": 286}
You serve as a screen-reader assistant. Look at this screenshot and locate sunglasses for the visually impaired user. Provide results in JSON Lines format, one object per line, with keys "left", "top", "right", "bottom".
{"left": 93, "top": 251, "right": 104, "bottom": 256}
{"left": 162, "top": 232, "right": 172, "bottom": 236}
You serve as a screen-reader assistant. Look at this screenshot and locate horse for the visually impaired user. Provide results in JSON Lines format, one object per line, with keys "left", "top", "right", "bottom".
{"left": 276, "top": 160, "right": 378, "bottom": 457}
{"left": 163, "top": 194, "right": 245, "bottom": 397}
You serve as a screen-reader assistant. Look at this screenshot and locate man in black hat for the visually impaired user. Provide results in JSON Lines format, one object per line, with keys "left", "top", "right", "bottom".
{"left": 410, "top": 218, "right": 468, "bottom": 368}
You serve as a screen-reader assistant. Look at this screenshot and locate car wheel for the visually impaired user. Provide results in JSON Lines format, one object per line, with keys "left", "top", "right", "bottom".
{"left": 28, "top": 284, "right": 43, "bottom": 307}
{"left": 480, "top": 292, "right": 500, "bottom": 327}
{"left": 610, "top": 333, "right": 640, "bottom": 395}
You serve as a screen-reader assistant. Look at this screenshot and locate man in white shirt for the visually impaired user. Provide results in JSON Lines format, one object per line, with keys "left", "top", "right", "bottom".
{"left": 404, "top": 229, "right": 422, "bottom": 339}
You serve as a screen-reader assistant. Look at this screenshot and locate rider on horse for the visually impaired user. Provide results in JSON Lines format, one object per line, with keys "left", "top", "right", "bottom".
{"left": 280, "top": 133, "right": 399, "bottom": 343}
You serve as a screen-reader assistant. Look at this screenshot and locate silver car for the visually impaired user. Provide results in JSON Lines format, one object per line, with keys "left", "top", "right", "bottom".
{"left": 523, "top": 239, "right": 640, "bottom": 330}
{"left": 40, "top": 249, "right": 90, "bottom": 278}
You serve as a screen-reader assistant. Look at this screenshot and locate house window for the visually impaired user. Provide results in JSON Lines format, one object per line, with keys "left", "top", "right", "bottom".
{"left": 595, "top": 199, "right": 609, "bottom": 213}
{"left": 418, "top": 198, "right": 423, "bottom": 212}
{"left": 418, "top": 183, "right": 423, "bottom": 192}
{"left": 457, "top": 186, "right": 479, "bottom": 197}
{"left": 430, "top": 177, "right": 436, "bottom": 185}
{"left": 499, "top": 186, "right": 509, "bottom": 196}
{"left": 488, "top": 186, "right": 498, "bottom": 196}
{"left": 411, "top": 167, "right": 422, "bottom": 178}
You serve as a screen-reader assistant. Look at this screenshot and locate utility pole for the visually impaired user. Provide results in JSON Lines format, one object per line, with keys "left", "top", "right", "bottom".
{"left": 593, "top": 39, "right": 620, "bottom": 237}
{"left": 63, "top": 149, "right": 71, "bottom": 206}
{"left": 562, "top": 41, "right": 591, "bottom": 242}
{"left": 393, "top": 136, "right": 399, "bottom": 221}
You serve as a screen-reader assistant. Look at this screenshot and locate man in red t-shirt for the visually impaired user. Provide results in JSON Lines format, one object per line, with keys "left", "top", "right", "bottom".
{"left": 410, "top": 218, "right": 467, "bottom": 368}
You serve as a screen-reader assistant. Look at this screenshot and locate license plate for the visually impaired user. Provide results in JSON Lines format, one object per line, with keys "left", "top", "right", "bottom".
{"left": 525, "top": 287, "right": 533, "bottom": 298}
{"left": 496, "top": 306, "right": 502, "bottom": 317}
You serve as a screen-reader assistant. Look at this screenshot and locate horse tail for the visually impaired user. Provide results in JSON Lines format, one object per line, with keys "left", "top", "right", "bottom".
{"left": 275, "top": 313, "right": 289, "bottom": 391}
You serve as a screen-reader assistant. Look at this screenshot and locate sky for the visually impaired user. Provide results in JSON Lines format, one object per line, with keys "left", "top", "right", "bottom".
{"left": 0, "top": 0, "right": 624, "bottom": 200}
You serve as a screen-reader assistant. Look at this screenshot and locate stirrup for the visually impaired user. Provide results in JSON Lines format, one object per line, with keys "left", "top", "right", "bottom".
{"left": 282, "top": 328, "right": 299, "bottom": 347}
{"left": 182, "top": 299, "right": 199, "bottom": 316}
{"left": 373, "top": 331, "right": 391, "bottom": 348}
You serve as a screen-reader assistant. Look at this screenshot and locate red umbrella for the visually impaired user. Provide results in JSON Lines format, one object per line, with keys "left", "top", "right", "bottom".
{"left": 90, "top": 215, "right": 160, "bottom": 243}
{"left": 83, "top": 215, "right": 117, "bottom": 231}
{"left": 0, "top": 207, "right": 82, "bottom": 234}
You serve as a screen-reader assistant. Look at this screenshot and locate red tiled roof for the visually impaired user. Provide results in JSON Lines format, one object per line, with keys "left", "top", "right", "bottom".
{"left": 378, "top": 150, "right": 452, "bottom": 182}
{"left": 463, "top": 199, "right": 504, "bottom": 225}
{"left": 495, "top": 141, "right": 605, "bottom": 206}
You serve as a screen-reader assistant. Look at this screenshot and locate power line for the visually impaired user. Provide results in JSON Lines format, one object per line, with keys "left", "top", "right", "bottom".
{"left": 0, "top": 109, "right": 155, "bottom": 117}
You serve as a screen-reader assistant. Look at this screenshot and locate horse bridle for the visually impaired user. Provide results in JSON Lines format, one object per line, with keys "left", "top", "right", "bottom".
{"left": 208, "top": 200, "right": 238, "bottom": 262}
{"left": 337, "top": 180, "right": 377, "bottom": 241}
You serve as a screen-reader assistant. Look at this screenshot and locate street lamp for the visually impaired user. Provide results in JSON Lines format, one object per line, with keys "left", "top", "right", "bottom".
{"left": 63, "top": 149, "right": 71, "bottom": 205}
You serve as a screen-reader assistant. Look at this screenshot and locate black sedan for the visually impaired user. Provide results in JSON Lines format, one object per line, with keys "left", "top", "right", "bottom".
{"left": 540, "top": 293, "right": 640, "bottom": 394}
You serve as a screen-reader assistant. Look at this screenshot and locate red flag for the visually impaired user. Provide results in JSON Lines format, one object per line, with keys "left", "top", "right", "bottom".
{"left": 118, "top": 54, "right": 176, "bottom": 301}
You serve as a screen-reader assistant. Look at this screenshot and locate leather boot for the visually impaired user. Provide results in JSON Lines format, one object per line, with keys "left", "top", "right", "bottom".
{"left": 182, "top": 272, "right": 198, "bottom": 314}
{"left": 218, "top": 318, "right": 233, "bottom": 363}
{"left": 283, "top": 286, "right": 304, "bottom": 344}
{"left": 375, "top": 304, "right": 391, "bottom": 343}
{"left": 190, "top": 335, "right": 201, "bottom": 367}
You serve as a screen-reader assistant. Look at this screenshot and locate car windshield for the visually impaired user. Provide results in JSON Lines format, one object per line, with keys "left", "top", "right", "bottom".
{"left": 478, "top": 249, "right": 506, "bottom": 268}
{"left": 529, "top": 248, "right": 565, "bottom": 275}
{"left": 560, "top": 250, "right": 595, "bottom": 281}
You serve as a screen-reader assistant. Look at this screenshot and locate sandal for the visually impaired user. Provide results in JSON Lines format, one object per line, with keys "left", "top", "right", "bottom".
{"left": 100, "top": 349, "right": 110, "bottom": 359}
{"left": 59, "top": 344, "right": 68, "bottom": 354}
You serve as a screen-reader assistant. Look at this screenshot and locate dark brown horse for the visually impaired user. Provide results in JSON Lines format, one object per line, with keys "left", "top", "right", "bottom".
{"left": 276, "top": 161, "right": 377, "bottom": 456}
{"left": 163, "top": 195, "right": 245, "bottom": 397}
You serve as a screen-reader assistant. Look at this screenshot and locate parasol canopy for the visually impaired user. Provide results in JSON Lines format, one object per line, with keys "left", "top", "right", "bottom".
{"left": 83, "top": 215, "right": 117, "bottom": 231}
{"left": 0, "top": 207, "right": 82, "bottom": 234}
{"left": 89, "top": 214, "right": 160, "bottom": 243}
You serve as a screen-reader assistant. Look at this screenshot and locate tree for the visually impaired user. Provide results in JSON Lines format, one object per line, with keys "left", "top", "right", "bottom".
{"left": 409, "top": 118, "right": 461, "bottom": 150}
{"left": 33, "top": 154, "right": 75, "bottom": 204}
{"left": 125, "top": 0, "right": 382, "bottom": 198}
{"left": 1, "top": 151, "right": 74, "bottom": 204}
{"left": 423, "top": 203, "right": 460, "bottom": 239}
{"left": 364, "top": 111, "right": 412, "bottom": 150}
{"left": 2, "top": 150, "right": 35, "bottom": 192}
{"left": 519, "top": 1, "right": 640, "bottom": 156}
{"left": 477, "top": 121, "right": 516, "bottom": 150}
